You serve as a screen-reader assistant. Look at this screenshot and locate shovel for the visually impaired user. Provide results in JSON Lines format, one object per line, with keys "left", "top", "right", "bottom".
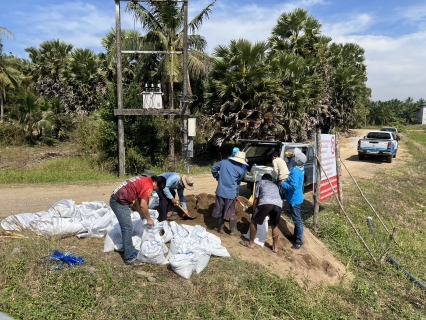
{"left": 236, "top": 198, "right": 248, "bottom": 211}
{"left": 175, "top": 202, "right": 196, "bottom": 219}
{"left": 248, "top": 171, "right": 258, "bottom": 203}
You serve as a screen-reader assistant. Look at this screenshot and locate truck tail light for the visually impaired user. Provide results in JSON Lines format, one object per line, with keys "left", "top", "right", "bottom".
{"left": 387, "top": 141, "right": 392, "bottom": 149}
{"left": 358, "top": 140, "right": 361, "bottom": 147}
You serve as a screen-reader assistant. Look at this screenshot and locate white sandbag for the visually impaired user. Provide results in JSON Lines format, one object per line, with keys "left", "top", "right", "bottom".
{"left": 148, "top": 193, "right": 159, "bottom": 209}
{"left": 103, "top": 223, "right": 123, "bottom": 252}
{"left": 190, "top": 225, "right": 209, "bottom": 243}
{"left": 202, "top": 235, "right": 230, "bottom": 258}
{"left": 1, "top": 212, "right": 48, "bottom": 231}
{"left": 169, "top": 237, "right": 197, "bottom": 255}
{"left": 193, "top": 241, "right": 211, "bottom": 274}
{"left": 141, "top": 222, "right": 161, "bottom": 242}
{"left": 181, "top": 224, "right": 194, "bottom": 234}
{"left": 79, "top": 201, "right": 111, "bottom": 218}
{"left": 160, "top": 221, "right": 173, "bottom": 243}
{"left": 169, "top": 221, "right": 190, "bottom": 239}
{"left": 133, "top": 235, "right": 143, "bottom": 252}
{"left": 169, "top": 253, "right": 196, "bottom": 279}
{"left": 243, "top": 215, "right": 269, "bottom": 247}
{"left": 206, "top": 232, "right": 222, "bottom": 246}
{"left": 137, "top": 234, "right": 169, "bottom": 265}
{"left": 103, "top": 219, "right": 145, "bottom": 252}
{"left": 48, "top": 199, "right": 79, "bottom": 218}
{"left": 31, "top": 216, "right": 84, "bottom": 236}
{"left": 77, "top": 202, "right": 118, "bottom": 238}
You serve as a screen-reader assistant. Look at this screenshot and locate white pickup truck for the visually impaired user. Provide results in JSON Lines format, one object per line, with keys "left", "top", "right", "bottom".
{"left": 357, "top": 131, "right": 399, "bottom": 163}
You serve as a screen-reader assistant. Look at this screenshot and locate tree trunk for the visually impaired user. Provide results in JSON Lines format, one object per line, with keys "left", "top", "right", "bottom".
{"left": 0, "top": 93, "right": 4, "bottom": 123}
{"left": 168, "top": 79, "right": 175, "bottom": 160}
{"left": 313, "top": 127, "right": 322, "bottom": 232}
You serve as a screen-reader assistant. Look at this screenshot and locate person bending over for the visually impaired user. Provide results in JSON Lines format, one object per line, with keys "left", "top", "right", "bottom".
{"left": 239, "top": 173, "right": 282, "bottom": 253}
{"left": 110, "top": 175, "right": 166, "bottom": 266}
{"left": 158, "top": 172, "right": 194, "bottom": 221}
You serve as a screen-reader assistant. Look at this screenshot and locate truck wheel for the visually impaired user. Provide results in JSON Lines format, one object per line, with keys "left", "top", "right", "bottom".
{"left": 393, "top": 151, "right": 397, "bottom": 158}
{"left": 388, "top": 155, "right": 393, "bottom": 163}
{"left": 358, "top": 154, "right": 365, "bottom": 160}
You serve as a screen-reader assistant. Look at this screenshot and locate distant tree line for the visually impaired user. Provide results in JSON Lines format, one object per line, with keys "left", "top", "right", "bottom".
{"left": 1, "top": 4, "right": 421, "bottom": 174}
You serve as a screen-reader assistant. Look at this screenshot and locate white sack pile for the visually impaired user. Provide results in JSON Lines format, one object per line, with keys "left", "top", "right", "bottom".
{"left": 0, "top": 195, "right": 160, "bottom": 238}
{"left": 104, "top": 214, "right": 230, "bottom": 279}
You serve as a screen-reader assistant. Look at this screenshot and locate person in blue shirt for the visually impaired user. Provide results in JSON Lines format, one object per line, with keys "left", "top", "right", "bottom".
{"left": 282, "top": 148, "right": 307, "bottom": 249}
{"left": 158, "top": 172, "right": 194, "bottom": 221}
{"left": 211, "top": 151, "right": 248, "bottom": 236}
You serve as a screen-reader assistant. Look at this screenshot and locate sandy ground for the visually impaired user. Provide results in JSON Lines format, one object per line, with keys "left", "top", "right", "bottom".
{"left": 0, "top": 129, "right": 407, "bottom": 288}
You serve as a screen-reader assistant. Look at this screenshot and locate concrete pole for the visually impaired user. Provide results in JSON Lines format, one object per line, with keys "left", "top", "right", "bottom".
{"left": 182, "top": 0, "right": 189, "bottom": 162}
{"left": 116, "top": 0, "right": 125, "bottom": 177}
{"left": 313, "top": 126, "right": 322, "bottom": 232}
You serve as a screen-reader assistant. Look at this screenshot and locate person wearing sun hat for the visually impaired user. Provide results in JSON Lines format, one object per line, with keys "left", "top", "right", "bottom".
{"left": 158, "top": 172, "right": 194, "bottom": 221}
{"left": 211, "top": 151, "right": 248, "bottom": 236}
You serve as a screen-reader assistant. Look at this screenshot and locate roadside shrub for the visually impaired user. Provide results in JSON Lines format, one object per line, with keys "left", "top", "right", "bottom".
{"left": 39, "top": 136, "right": 58, "bottom": 146}
{"left": 126, "top": 147, "right": 151, "bottom": 175}
{"left": 0, "top": 123, "right": 26, "bottom": 146}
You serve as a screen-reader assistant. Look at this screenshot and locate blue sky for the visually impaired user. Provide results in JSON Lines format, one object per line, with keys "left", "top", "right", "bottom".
{"left": 1, "top": 0, "right": 425, "bottom": 102}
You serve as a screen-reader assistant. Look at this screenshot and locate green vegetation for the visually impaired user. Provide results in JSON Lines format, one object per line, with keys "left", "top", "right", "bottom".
{"left": 0, "top": 157, "right": 118, "bottom": 184}
{"left": 0, "top": 131, "right": 425, "bottom": 319}
{"left": 5, "top": 6, "right": 422, "bottom": 175}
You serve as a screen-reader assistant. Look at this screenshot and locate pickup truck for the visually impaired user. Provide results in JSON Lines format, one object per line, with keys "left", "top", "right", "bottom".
{"left": 237, "top": 139, "right": 315, "bottom": 189}
{"left": 357, "top": 131, "right": 398, "bottom": 163}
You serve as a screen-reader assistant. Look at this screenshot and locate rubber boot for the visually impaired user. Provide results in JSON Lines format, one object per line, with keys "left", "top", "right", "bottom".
{"left": 229, "top": 219, "right": 240, "bottom": 236}
{"left": 217, "top": 218, "right": 225, "bottom": 233}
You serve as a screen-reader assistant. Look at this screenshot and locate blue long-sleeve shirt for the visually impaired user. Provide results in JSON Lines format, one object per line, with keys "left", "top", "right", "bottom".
{"left": 159, "top": 172, "right": 187, "bottom": 210}
{"left": 211, "top": 159, "right": 245, "bottom": 199}
{"left": 282, "top": 167, "right": 304, "bottom": 205}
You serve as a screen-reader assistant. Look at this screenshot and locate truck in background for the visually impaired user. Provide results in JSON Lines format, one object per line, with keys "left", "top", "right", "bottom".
{"left": 357, "top": 131, "right": 398, "bottom": 163}
{"left": 238, "top": 139, "right": 315, "bottom": 190}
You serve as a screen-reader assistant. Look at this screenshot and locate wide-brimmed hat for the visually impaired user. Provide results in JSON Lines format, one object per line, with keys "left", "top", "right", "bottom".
{"left": 229, "top": 151, "right": 248, "bottom": 166}
{"left": 181, "top": 175, "right": 194, "bottom": 190}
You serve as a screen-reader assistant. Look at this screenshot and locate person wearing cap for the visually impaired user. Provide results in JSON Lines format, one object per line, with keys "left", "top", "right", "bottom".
{"left": 281, "top": 148, "right": 307, "bottom": 249}
{"left": 110, "top": 175, "right": 167, "bottom": 266}
{"left": 157, "top": 172, "right": 194, "bottom": 221}
{"left": 230, "top": 147, "right": 240, "bottom": 158}
{"left": 211, "top": 151, "right": 248, "bottom": 236}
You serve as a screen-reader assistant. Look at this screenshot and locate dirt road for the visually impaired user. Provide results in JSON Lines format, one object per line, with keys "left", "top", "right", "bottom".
{"left": 0, "top": 129, "right": 407, "bottom": 218}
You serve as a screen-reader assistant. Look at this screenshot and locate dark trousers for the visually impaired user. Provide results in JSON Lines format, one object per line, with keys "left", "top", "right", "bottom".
{"left": 158, "top": 188, "right": 176, "bottom": 221}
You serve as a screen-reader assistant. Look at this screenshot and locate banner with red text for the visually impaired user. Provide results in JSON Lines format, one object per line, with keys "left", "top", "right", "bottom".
{"left": 314, "top": 134, "right": 339, "bottom": 202}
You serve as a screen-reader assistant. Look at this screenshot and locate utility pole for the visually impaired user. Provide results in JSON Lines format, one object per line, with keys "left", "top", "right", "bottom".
{"left": 182, "top": 0, "right": 189, "bottom": 163}
{"left": 114, "top": 0, "right": 189, "bottom": 177}
{"left": 115, "top": 0, "right": 125, "bottom": 177}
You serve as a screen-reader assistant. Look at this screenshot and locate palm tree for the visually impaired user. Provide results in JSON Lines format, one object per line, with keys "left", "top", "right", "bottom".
{"left": 268, "top": 8, "right": 328, "bottom": 140}
{"left": 25, "top": 39, "right": 73, "bottom": 99}
{"left": 126, "top": 0, "right": 215, "bottom": 157}
{"left": 205, "top": 39, "right": 283, "bottom": 146}
{"left": 37, "top": 98, "right": 73, "bottom": 139}
{"left": 16, "top": 90, "right": 43, "bottom": 142}
{"left": 0, "top": 28, "right": 18, "bottom": 122}
{"left": 0, "top": 27, "right": 15, "bottom": 40}
{"left": 0, "top": 54, "right": 21, "bottom": 122}
{"left": 60, "top": 48, "right": 101, "bottom": 114}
